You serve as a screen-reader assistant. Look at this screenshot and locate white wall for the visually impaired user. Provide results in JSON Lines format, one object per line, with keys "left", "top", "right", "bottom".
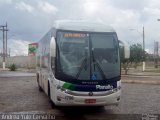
{"left": 0, "top": 56, "right": 36, "bottom": 68}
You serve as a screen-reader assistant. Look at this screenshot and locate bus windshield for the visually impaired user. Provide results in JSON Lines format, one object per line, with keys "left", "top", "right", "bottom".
{"left": 56, "top": 31, "right": 120, "bottom": 81}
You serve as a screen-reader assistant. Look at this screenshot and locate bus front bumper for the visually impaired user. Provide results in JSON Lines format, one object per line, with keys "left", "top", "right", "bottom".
{"left": 54, "top": 89, "right": 121, "bottom": 106}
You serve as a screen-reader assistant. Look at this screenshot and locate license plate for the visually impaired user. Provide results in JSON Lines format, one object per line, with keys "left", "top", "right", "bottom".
{"left": 85, "top": 99, "right": 96, "bottom": 104}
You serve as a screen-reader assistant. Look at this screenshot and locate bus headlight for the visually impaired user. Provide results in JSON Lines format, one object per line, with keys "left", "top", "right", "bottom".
{"left": 57, "top": 85, "right": 71, "bottom": 94}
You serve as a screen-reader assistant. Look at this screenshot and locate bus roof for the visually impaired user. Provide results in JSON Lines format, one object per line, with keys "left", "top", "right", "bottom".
{"left": 53, "top": 20, "right": 115, "bottom": 33}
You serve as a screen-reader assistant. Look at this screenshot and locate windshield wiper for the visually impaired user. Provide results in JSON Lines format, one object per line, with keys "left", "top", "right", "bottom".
{"left": 91, "top": 49, "right": 106, "bottom": 80}
{"left": 76, "top": 58, "right": 87, "bottom": 80}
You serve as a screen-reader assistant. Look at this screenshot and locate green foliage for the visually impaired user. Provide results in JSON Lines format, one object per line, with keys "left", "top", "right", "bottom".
{"left": 130, "top": 44, "right": 145, "bottom": 63}
{"left": 145, "top": 52, "right": 154, "bottom": 61}
{"left": 9, "top": 64, "right": 17, "bottom": 71}
{"left": 120, "top": 43, "right": 146, "bottom": 74}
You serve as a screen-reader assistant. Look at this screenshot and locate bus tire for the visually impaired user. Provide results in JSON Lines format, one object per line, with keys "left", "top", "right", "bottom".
{"left": 38, "top": 85, "right": 43, "bottom": 92}
{"left": 48, "top": 81, "right": 55, "bottom": 108}
{"left": 37, "top": 73, "right": 43, "bottom": 92}
{"left": 36, "top": 73, "right": 39, "bottom": 83}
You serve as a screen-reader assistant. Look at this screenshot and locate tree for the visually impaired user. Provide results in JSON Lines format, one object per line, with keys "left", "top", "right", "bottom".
{"left": 120, "top": 43, "right": 145, "bottom": 74}
{"left": 130, "top": 44, "right": 145, "bottom": 68}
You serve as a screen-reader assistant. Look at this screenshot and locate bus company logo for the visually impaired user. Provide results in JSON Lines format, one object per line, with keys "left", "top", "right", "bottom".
{"left": 88, "top": 92, "right": 93, "bottom": 96}
{"left": 96, "top": 85, "right": 113, "bottom": 90}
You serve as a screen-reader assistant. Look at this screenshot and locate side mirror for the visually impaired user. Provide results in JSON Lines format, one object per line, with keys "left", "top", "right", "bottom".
{"left": 50, "top": 37, "right": 56, "bottom": 57}
{"left": 119, "top": 40, "right": 130, "bottom": 59}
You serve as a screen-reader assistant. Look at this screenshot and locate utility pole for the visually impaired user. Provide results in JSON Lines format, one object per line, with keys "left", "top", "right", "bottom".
{"left": 154, "top": 41, "right": 159, "bottom": 68}
{"left": 142, "top": 26, "right": 145, "bottom": 71}
{"left": 129, "top": 27, "right": 146, "bottom": 71}
{"left": 0, "top": 26, "right": 6, "bottom": 69}
{"left": 143, "top": 27, "right": 145, "bottom": 52}
{"left": 6, "top": 23, "right": 8, "bottom": 57}
{"left": 9, "top": 48, "right": 11, "bottom": 57}
{"left": 0, "top": 24, "right": 8, "bottom": 69}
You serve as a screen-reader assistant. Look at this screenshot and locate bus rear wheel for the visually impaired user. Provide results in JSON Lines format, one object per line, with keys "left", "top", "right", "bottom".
{"left": 38, "top": 85, "right": 43, "bottom": 92}
{"left": 37, "top": 73, "right": 43, "bottom": 92}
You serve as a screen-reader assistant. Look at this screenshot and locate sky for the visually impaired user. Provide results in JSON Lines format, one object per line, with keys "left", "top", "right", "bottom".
{"left": 0, "top": 0, "right": 160, "bottom": 56}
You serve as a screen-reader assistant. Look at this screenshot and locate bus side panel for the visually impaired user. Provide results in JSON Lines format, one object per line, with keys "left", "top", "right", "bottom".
{"left": 36, "top": 29, "right": 53, "bottom": 95}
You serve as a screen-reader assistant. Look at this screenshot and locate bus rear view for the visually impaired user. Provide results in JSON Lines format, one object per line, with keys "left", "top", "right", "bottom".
{"left": 36, "top": 21, "right": 121, "bottom": 106}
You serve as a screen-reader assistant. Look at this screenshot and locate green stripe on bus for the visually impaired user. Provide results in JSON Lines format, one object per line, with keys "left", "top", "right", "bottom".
{"left": 63, "top": 83, "right": 76, "bottom": 90}
{"left": 70, "top": 84, "right": 76, "bottom": 90}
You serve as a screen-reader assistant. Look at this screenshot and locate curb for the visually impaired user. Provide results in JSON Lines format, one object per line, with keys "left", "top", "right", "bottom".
{"left": 122, "top": 80, "right": 160, "bottom": 85}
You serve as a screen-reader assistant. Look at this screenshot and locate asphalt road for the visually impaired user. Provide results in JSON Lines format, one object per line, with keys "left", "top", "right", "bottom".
{"left": 0, "top": 72, "right": 160, "bottom": 120}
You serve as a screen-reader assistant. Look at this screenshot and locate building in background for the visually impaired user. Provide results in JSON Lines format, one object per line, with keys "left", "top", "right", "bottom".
{"left": 28, "top": 43, "right": 38, "bottom": 56}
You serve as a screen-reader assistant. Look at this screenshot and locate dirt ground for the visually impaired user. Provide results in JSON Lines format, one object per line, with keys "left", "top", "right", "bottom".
{"left": 0, "top": 72, "right": 160, "bottom": 120}
{"left": 0, "top": 76, "right": 52, "bottom": 112}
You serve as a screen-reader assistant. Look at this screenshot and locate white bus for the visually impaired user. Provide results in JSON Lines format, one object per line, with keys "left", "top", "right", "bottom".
{"left": 36, "top": 20, "right": 129, "bottom": 106}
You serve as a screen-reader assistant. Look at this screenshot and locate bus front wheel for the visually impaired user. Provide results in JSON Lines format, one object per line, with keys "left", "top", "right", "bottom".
{"left": 48, "top": 81, "right": 55, "bottom": 108}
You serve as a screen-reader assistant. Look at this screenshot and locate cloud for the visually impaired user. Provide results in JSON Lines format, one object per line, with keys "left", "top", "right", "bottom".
{"left": 0, "top": 0, "right": 12, "bottom": 5}
{"left": 80, "top": 0, "right": 159, "bottom": 52}
{"left": 38, "top": 1, "right": 58, "bottom": 14}
{"left": 8, "top": 39, "right": 30, "bottom": 56}
{"left": 143, "top": 7, "right": 160, "bottom": 17}
{"left": 109, "top": 0, "right": 149, "bottom": 10}
{"left": 1, "top": 0, "right": 160, "bottom": 55}
{"left": 15, "top": 2, "right": 34, "bottom": 13}
{"left": 83, "top": 0, "right": 101, "bottom": 16}
{"left": 148, "top": 0, "right": 160, "bottom": 8}
{"left": 146, "top": 48, "right": 154, "bottom": 54}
